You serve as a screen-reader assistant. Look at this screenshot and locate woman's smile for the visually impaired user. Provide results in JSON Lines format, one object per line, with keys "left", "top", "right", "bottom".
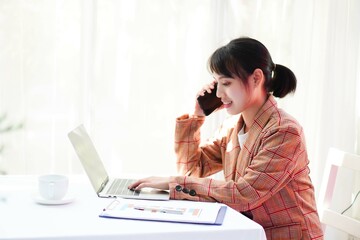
{"left": 222, "top": 100, "right": 232, "bottom": 108}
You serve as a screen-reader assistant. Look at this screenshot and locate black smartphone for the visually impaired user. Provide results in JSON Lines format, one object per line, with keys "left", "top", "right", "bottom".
{"left": 197, "top": 83, "right": 223, "bottom": 116}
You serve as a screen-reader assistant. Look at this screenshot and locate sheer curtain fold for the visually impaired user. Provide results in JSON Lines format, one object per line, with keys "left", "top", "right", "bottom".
{"left": 0, "top": 0, "right": 359, "bottom": 225}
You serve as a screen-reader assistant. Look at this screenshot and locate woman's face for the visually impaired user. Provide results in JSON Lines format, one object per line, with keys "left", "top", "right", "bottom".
{"left": 214, "top": 73, "right": 254, "bottom": 115}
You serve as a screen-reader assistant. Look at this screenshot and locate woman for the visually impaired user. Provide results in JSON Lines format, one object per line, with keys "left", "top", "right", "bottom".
{"left": 129, "top": 37, "right": 323, "bottom": 240}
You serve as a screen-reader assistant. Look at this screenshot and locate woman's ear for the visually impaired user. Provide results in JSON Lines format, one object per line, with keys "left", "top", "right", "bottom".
{"left": 252, "top": 68, "right": 264, "bottom": 87}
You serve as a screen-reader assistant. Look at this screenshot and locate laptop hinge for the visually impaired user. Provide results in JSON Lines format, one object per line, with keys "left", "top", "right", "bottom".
{"left": 98, "top": 177, "right": 109, "bottom": 195}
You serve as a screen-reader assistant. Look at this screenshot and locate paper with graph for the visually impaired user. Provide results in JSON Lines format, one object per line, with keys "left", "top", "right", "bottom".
{"left": 99, "top": 198, "right": 227, "bottom": 225}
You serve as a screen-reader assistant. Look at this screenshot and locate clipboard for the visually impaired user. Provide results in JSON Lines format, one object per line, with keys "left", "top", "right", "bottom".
{"left": 99, "top": 198, "right": 227, "bottom": 225}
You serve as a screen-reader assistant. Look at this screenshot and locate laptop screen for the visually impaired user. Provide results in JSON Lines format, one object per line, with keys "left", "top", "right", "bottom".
{"left": 68, "top": 124, "right": 109, "bottom": 194}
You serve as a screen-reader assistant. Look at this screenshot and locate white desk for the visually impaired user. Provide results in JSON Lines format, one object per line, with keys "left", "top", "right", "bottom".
{"left": 0, "top": 175, "right": 266, "bottom": 240}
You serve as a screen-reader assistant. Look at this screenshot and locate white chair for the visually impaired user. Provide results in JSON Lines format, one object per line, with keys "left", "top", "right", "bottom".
{"left": 318, "top": 148, "right": 360, "bottom": 238}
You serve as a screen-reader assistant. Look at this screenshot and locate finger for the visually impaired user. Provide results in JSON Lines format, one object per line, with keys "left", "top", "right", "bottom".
{"left": 196, "top": 81, "right": 216, "bottom": 98}
{"left": 128, "top": 180, "right": 142, "bottom": 190}
{"left": 199, "top": 86, "right": 212, "bottom": 96}
{"left": 197, "top": 90, "right": 206, "bottom": 97}
{"left": 134, "top": 182, "right": 152, "bottom": 191}
{"left": 205, "top": 84, "right": 213, "bottom": 93}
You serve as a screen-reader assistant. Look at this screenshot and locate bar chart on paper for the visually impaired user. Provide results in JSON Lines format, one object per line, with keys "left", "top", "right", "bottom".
{"left": 99, "top": 198, "right": 227, "bottom": 225}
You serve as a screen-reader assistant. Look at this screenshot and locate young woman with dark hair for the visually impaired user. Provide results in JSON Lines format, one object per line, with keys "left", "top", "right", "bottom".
{"left": 129, "top": 37, "right": 323, "bottom": 240}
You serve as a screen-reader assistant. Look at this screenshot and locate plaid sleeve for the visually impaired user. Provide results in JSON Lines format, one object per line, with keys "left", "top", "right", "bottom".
{"left": 172, "top": 123, "right": 307, "bottom": 210}
{"left": 175, "top": 114, "right": 223, "bottom": 177}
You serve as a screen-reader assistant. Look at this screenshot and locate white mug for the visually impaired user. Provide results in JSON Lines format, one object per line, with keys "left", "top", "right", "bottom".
{"left": 38, "top": 174, "right": 69, "bottom": 200}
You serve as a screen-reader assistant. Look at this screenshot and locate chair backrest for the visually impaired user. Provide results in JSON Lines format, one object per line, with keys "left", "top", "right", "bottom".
{"left": 318, "top": 147, "right": 360, "bottom": 238}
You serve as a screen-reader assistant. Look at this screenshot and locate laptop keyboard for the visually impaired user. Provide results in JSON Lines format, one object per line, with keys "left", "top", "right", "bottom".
{"left": 107, "top": 178, "right": 140, "bottom": 196}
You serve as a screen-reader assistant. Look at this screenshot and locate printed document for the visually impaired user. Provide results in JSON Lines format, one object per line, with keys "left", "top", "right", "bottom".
{"left": 100, "top": 198, "right": 227, "bottom": 225}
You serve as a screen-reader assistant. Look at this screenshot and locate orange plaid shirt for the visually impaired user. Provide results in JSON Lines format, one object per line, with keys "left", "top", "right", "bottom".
{"left": 169, "top": 95, "right": 323, "bottom": 240}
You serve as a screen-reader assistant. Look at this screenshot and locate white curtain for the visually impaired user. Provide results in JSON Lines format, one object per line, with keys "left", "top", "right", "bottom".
{"left": 1, "top": 0, "right": 360, "bottom": 237}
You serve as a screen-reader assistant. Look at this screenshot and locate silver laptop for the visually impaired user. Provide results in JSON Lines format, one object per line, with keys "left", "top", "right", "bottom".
{"left": 68, "top": 124, "right": 169, "bottom": 200}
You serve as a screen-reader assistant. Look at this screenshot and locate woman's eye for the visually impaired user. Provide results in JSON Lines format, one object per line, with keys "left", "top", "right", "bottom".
{"left": 221, "top": 82, "right": 230, "bottom": 86}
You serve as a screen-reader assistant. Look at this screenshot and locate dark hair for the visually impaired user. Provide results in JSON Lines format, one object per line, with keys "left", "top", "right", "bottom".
{"left": 208, "top": 37, "right": 296, "bottom": 98}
